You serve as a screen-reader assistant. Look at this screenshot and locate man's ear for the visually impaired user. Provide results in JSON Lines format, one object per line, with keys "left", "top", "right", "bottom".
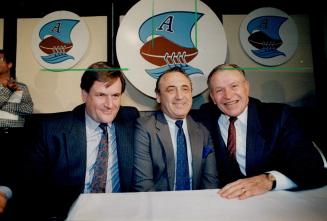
{"left": 209, "top": 92, "right": 216, "bottom": 105}
{"left": 156, "top": 93, "right": 161, "bottom": 104}
{"left": 81, "top": 90, "right": 88, "bottom": 102}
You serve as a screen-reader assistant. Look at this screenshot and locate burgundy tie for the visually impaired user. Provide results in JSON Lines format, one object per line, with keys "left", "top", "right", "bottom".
{"left": 227, "top": 117, "right": 237, "bottom": 159}
{"left": 90, "top": 123, "right": 109, "bottom": 193}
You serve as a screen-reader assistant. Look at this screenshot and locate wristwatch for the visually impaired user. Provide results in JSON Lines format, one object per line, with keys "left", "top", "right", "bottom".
{"left": 265, "top": 173, "right": 276, "bottom": 190}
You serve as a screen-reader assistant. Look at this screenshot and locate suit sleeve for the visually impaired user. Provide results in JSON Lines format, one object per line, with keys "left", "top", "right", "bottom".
{"left": 0, "top": 83, "right": 33, "bottom": 115}
{"left": 273, "top": 105, "right": 327, "bottom": 189}
{"left": 133, "top": 118, "right": 156, "bottom": 191}
{"left": 200, "top": 126, "right": 220, "bottom": 189}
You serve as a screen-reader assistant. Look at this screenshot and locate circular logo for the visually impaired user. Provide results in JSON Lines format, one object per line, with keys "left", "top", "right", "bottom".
{"left": 31, "top": 10, "right": 89, "bottom": 70}
{"left": 116, "top": 0, "right": 227, "bottom": 98}
{"left": 240, "top": 7, "right": 298, "bottom": 66}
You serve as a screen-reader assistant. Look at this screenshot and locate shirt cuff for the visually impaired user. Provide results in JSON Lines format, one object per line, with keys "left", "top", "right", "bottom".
{"left": 268, "top": 171, "right": 298, "bottom": 190}
{"left": 0, "top": 186, "right": 13, "bottom": 200}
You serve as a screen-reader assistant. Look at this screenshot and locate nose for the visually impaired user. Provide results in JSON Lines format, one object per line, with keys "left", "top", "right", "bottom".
{"left": 104, "top": 97, "right": 113, "bottom": 108}
{"left": 175, "top": 89, "right": 183, "bottom": 99}
{"left": 224, "top": 88, "right": 233, "bottom": 99}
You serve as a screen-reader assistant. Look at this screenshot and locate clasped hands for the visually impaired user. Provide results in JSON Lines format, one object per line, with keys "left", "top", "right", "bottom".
{"left": 218, "top": 174, "right": 273, "bottom": 200}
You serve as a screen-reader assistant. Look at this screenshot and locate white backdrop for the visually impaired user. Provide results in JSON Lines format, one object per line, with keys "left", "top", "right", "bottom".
{"left": 12, "top": 14, "right": 315, "bottom": 113}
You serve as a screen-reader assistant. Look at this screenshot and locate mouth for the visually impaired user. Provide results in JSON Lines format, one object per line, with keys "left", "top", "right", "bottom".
{"left": 102, "top": 110, "right": 113, "bottom": 115}
{"left": 174, "top": 102, "right": 187, "bottom": 108}
{"left": 224, "top": 100, "right": 238, "bottom": 107}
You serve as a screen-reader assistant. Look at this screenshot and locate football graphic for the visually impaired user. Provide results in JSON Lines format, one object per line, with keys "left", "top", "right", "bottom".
{"left": 248, "top": 31, "right": 282, "bottom": 50}
{"left": 39, "top": 36, "right": 73, "bottom": 54}
{"left": 140, "top": 36, "right": 198, "bottom": 66}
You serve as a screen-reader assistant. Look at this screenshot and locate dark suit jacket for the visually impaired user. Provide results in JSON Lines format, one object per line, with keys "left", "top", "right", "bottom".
{"left": 20, "top": 104, "right": 139, "bottom": 221}
{"left": 0, "top": 129, "right": 24, "bottom": 221}
{"left": 0, "top": 148, "right": 13, "bottom": 221}
{"left": 133, "top": 111, "right": 218, "bottom": 191}
{"left": 195, "top": 98, "right": 327, "bottom": 189}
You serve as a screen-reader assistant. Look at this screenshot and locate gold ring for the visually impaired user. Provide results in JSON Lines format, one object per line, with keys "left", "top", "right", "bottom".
{"left": 241, "top": 188, "right": 246, "bottom": 193}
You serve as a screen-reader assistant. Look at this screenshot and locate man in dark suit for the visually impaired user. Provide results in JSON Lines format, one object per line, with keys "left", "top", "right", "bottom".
{"left": 197, "top": 63, "right": 326, "bottom": 200}
{"left": 19, "top": 62, "right": 139, "bottom": 220}
{"left": 133, "top": 67, "right": 218, "bottom": 191}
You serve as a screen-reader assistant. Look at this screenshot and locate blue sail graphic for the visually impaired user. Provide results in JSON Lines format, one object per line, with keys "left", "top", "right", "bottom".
{"left": 139, "top": 11, "right": 204, "bottom": 78}
{"left": 139, "top": 11, "right": 203, "bottom": 48}
{"left": 247, "top": 16, "right": 287, "bottom": 58}
{"left": 39, "top": 19, "right": 79, "bottom": 63}
{"left": 247, "top": 16, "right": 287, "bottom": 40}
{"left": 39, "top": 19, "right": 79, "bottom": 43}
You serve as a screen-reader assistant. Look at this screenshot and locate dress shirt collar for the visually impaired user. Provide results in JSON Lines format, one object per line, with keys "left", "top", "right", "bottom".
{"left": 85, "top": 111, "right": 113, "bottom": 134}
{"left": 220, "top": 106, "right": 248, "bottom": 126}
{"left": 163, "top": 113, "right": 187, "bottom": 129}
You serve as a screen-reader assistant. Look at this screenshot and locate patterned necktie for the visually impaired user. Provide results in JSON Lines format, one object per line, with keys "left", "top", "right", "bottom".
{"left": 227, "top": 117, "right": 237, "bottom": 159}
{"left": 175, "top": 120, "right": 190, "bottom": 190}
{"left": 90, "top": 123, "right": 109, "bottom": 193}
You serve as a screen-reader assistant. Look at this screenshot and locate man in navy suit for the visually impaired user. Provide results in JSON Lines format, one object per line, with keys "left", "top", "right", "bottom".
{"left": 197, "top": 63, "right": 326, "bottom": 200}
{"left": 19, "top": 62, "right": 139, "bottom": 220}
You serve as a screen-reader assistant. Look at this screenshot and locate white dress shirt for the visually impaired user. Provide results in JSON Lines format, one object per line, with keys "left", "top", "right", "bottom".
{"left": 84, "top": 112, "right": 120, "bottom": 193}
{"left": 164, "top": 114, "right": 193, "bottom": 190}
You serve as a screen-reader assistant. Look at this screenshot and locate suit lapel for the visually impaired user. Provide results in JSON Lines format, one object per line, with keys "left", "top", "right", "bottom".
{"left": 115, "top": 119, "right": 133, "bottom": 191}
{"left": 212, "top": 111, "right": 230, "bottom": 163}
{"left": 245, "top": 100, "right": 265, "bottom": 175}
{"left": 66, "top": 105, "right": 87, "bottom": 189}
{"left": 187, "top": 116, "right": 202, "bottom": 189}
{"left": 115, "top": 122, "right": 124, "bottom": 184}
{"left": 156, "top": 112, "right": 175, "bottom": 190}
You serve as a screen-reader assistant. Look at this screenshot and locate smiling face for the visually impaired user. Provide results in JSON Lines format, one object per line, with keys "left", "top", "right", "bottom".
{"left": 209, "top": 68, "right": 249, "bottom": 117}
{"left": 82, "top": 79, "right": 122, "bottom": 124}
{"left": 156, "top": 71, "right": 192, "bottom": 120}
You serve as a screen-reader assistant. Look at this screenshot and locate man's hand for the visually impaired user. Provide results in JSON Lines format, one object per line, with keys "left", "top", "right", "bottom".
{"left": 7, "top": 78, "right": 20, "bottom": 91}
{"left": 218, "top": 174, "right": 273, "bottom": 200}
{"left": 0, "top": 77, "right": 9, "bottom": 88}
{"left": 0, "top": 192, "right": 8, "bottom": 214}
{"left": 0, "top": 77, "right": 20, "bottom": 91}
